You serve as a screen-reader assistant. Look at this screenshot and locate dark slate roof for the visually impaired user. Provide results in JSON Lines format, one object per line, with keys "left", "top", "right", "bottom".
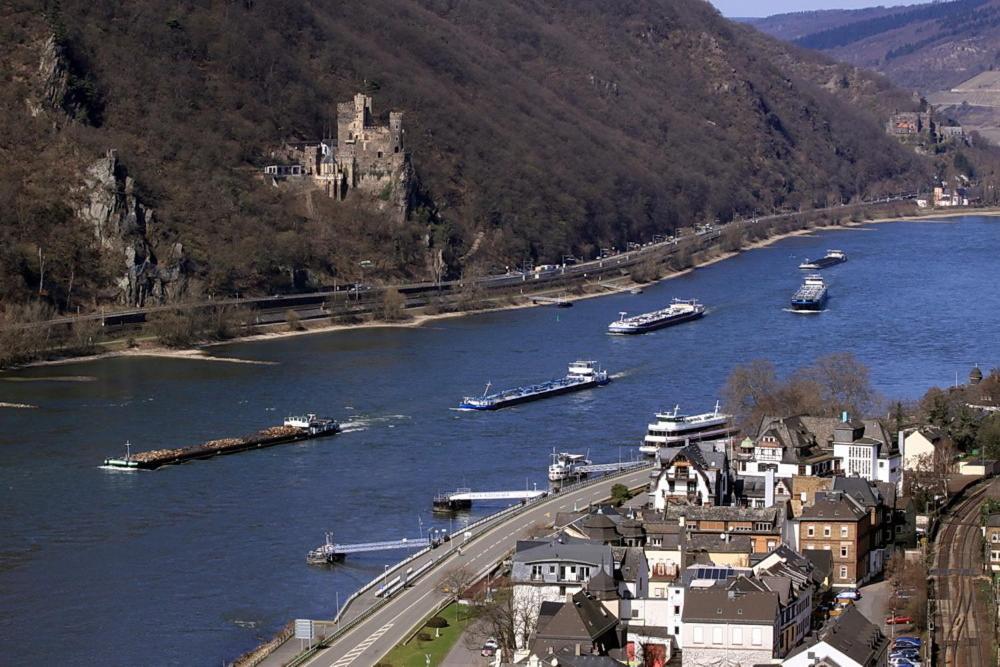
{"left": 685, "top": 533, "right": 753, "bottom": 554}
{"left": 832, "top": 477, "right": 880, "bottom": 509}
{"left": 803, "top": 549, "right": 833, "bottom": 585}
{"left": 799, "top": 492, "right": 866, "bottom": 521}
{"left": 986, "top": 514, "right": 1000, "bottom": 528}
{"left": 642, "top": 520, "right": 682, "bottom": 535}
{"left": 662, "top": 504, "right": 780, "bottom": 523}
{"left": 586, "top": 569, "right": 618, "bottom": 597}
{"left": 681, "top": 588, "right": 779, "bottom": 624}
{"left": 514, "top": 539, "right": 612, "bottom": 565}
{"left": 788, "top": 605, "right": 888, "bottom": 666}
{"left": 612, "top": 546, "right": 645, "bottom": 583}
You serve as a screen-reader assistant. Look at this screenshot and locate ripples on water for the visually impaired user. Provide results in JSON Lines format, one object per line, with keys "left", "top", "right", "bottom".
{"left": 0, "top": 217, "right": 998, "bottom": 665}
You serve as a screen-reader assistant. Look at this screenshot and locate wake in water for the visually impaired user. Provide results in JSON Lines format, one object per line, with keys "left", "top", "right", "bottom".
{"left": 782, "top": 308, "right": 828, "bottom": 314}
{"left": 0, "top": 402, "right": 38, "bottom": 409}
{"left": 338, "top": 413, "right": 411, "bottom": 433}
{"left": 1, "top": 375, "right": 96, "bottom": 383}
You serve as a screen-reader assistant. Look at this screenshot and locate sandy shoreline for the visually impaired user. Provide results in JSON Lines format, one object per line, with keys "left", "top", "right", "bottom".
{"left": 8, "top": 208, "right": 999, "bottom": 371}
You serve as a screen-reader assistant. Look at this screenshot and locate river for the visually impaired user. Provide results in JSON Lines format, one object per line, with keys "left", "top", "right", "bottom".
{"left": 0, "top": 216, "right": 997, "bottom": 666}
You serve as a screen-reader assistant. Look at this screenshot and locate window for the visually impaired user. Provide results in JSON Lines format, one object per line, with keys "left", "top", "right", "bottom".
{"left": 531, "top": 565, "right": 543, "bottom": 579}
{"left": 767, "top": 541, "right": 776, "bottom": 550}
{"left": 823, "top": 526, "right": 831, "bottom": 537}
{"left": 806, "top": 526, "right": 815, "bottom": 537}
{"left": 712, "top": 628, "right": 723, "bottom": 645}
{"left": 631, "top": 609, "right": 639, "bottom": 618}
{"left": 841, "top": 526, "right": 849, "bottom": 538}
{"left": 674, "top": 605, "right": 681, "bottom": 615}
{"left": 732, "top": 628, "right": 743, "bottom": 644}
{"left": 839, "top": 566, "right": 848, "bottom": 579}
{"left": 549, "top": 565, "right": 556, "bottom": 573}
{"left": 377, "top": 151, "right": 383, "bottom": 158}
{"left": 992, "top": 534, "right": 999, "bottom": 543}
{"left": 693, "top": 627, "right": 704, "bottom": 644}
{"left": 840, "top": 546, "right": 849, "bottom": 558}
{"left": 751, "top": 628, "right": 762, "bottom": 646}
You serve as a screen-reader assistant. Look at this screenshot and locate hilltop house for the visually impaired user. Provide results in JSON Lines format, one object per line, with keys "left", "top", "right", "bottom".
{"left": 649, "top": 442, "right": 730, "bottom": 509}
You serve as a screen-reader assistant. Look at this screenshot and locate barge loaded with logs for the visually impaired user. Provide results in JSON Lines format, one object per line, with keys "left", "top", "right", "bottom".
{"left": 101, "top": 414, "right": 339, "bottom": 470}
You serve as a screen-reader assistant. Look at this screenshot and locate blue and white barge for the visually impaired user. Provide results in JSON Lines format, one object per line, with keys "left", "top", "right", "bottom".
{"left": 459, "top": 361, "right": 610, "bottom": 411}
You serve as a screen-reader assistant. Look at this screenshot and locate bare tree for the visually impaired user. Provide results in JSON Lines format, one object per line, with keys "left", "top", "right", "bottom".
{"left": 470, "top": 586, "right": 543, "bottom": 661}
{"left": 438, "top": 565, "right": 476, "bottom": 599}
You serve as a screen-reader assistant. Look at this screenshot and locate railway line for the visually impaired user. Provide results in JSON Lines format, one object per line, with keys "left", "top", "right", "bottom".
{"left": 932, "top": 477, "right": 997, "bottom": 667}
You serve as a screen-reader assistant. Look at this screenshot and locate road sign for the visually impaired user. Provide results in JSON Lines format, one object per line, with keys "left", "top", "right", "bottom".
{"left": 294, "top": 619, "right": 315, "bottom": 641}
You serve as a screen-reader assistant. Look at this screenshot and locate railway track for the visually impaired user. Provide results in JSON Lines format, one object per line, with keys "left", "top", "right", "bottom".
{"left": 933, "top": 478, "right": 997, "bottom": 666}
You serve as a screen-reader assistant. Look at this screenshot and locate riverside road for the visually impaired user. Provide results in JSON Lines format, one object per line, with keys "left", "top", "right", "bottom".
{"left": 261, "top": 466, "right": 653, "bottom": 667}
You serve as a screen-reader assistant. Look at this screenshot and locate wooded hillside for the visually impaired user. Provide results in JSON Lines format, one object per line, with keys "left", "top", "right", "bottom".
{"left": 0, "top": 0, "right": 931, "bottom": 310}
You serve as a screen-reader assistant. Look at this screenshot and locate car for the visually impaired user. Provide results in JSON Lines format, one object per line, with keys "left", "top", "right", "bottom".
{"left": 891, "top": 648, "right": 920, "bottom": 657}
{"left": 885, "top": 614, "right": 913, "bottom": 625}
{"left": 835, "top": 589, "right": 862, "bottom": 600}
{"left": 889, "top": 659, "right": 920, "bottom": 667}
{"left": 894, "top": 637, "right": 921, "bottom": 647}
{"left": 481, "top": 638, "right": 499, "bottom": 657}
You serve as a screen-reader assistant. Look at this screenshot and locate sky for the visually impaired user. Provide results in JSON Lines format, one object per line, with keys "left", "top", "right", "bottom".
{"left": 709, "top": 0, "right": 931, "bottom": 18}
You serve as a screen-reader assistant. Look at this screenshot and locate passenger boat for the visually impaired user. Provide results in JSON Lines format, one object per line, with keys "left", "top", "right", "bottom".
{"left": 608, "top": 299, "right": 705, "bottom": 335}
{"left": 458, "top": 361, "right": 610, "bottom": 411}
{"left": 548, "top": 452, "right": 592, "bottom": 481}
{"left": 639, "top": 402, "right": 737, "bottom": 456}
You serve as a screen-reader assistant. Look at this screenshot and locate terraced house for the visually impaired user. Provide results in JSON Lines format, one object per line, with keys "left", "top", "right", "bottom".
{"left": 796, "top": 491, "right": 871, "bottom": 588}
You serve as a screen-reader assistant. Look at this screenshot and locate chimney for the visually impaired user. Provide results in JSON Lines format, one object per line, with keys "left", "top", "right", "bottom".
{"left": 765, "top": 469, "right": 775, "bottom": 508}
{"left": 575, "top": 643, "right": 582, "bottom": 656}
{"left": 841, "top": 411, "right": 849, "bottom": 423}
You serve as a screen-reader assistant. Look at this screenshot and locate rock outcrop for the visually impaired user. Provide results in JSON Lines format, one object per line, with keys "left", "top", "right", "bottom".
{"left": 78, "top": 150, "right": 187, "bottom": 306}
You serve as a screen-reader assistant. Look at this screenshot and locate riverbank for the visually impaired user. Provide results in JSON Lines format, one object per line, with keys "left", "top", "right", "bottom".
{"left": 7, "top": 207, "right": 999, "bottom": 371}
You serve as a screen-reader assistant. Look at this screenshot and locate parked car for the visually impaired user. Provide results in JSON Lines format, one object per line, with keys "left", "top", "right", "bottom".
{"left": 894, "top": 636, "right": 922, "bottom": 647}
{"left": 481, "top": 638, "right": 499, "bottom": 657}
{"left": 836, "top": 589, "right": 862, "bottom": 600}
{"left": 885, "top": 614, "right": 913, "bottom": 625}
{"left": 889, "top": 659, "right": 920, "bottom": 667}
{"left": 891, "top": 649, "right": 920, "bottom": 660}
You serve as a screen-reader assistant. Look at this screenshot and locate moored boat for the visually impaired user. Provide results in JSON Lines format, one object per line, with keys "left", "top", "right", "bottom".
{"left": 639, "top": 402, "right": 737, "bottom": 456}
{"left": 548, "top": 452, "right": 592, "bottom": 481}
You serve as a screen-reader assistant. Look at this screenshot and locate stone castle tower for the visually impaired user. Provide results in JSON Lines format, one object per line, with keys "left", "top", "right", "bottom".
{"left": 327, "top": 93, "right": 408, "bottom": 204}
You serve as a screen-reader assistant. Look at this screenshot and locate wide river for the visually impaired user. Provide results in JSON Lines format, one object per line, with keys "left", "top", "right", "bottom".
{"left": 1, "top": 216, "right": 998, "bottom": 665}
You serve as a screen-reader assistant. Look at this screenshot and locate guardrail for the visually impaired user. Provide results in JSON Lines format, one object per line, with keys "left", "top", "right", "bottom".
{"left": 261, "top": 462, "right": 655, "bottom": 667}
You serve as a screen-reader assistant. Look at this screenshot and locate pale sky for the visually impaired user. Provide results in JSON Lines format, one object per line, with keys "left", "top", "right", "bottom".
{"left": 709, "top": 0, "right": 932, "bottom": 18}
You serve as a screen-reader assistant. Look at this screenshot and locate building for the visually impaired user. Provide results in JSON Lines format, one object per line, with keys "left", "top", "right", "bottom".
{"left": 797, "top": 490, "right": 872, "bottom": 588}
{"left": 985, "top": 514, "right": 1000, "bottom": 572}
{"left": 527, "top": 591, "right": 625, "bottom": 664}
{"left": 782, "top": 605, "right": 889, "bottom": 667}
{"left": 886, "top": 111, "right": 933, "bottom": 136}
{"left": 512, "top": 538, "right": 616, "bottom": 646}
{"left": 562, "top": 506, "right": 645, "bottom": 547}
{"left": 739, "top": 416, "right": 836, "bottom": 479}
{"left": 681, "top": 587, "right": 780, "bottom": 666}
{"left": 901, "top": 426, "right": 953, "bottom": 474}
{"left": 263, "top": 92, "right": 412, "bottom": 210}
{"left": 650, "top": 442, "right": 730, "bottom": 509}
{"left": 829, "top": 417, "right": 900, "bottom": 486}
{"left": 749, "top": 545, "right": 819, "bottom": 655}
{"left": 662, "top": 504, "right": 788, "bottom": 554}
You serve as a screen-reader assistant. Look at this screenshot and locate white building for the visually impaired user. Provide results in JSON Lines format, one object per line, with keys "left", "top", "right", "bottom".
{"left": 782, "top": 606, "right": 889, "bottom": 667}
{"left": 650, "top": 442, "right": 729, "bottom": 509}
{"left": 681, "top": 588, "right": 779, "bottom": 667}
{"left": 830, "top": 418, "right": 900, "bottom": 486}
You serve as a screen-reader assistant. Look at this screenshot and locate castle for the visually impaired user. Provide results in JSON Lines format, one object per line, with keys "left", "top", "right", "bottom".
{"left": 264, "top": 93, "right": 411, "bottom": 210}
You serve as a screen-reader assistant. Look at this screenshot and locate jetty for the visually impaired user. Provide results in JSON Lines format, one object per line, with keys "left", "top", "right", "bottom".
{"left": 101, "top": 414, "right": 339, "bottom": 470}
{"left": 306, "top": 531, "right": 448, "bottom": 565}
{"left": 432, "top": 487, "right": 547, "bottom": 511}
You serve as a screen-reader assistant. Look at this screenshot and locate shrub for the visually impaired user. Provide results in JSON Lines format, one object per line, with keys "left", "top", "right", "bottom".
{"left": 285, "top": 309, "right": 305, "bottom": 331}
{"left": 416, "top": 631, "right": 433, "bottom": 642}
{"left": 426, "top": 616, "right": 449, "bottom": 628}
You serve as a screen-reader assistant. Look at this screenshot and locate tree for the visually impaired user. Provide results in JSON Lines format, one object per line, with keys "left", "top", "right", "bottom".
{"left": 797, "top": 352, "right": 876, "bottom": 418}
{"left": 438, "top": 565, "right": 475, "bottom": 599}
{"left": 470, "top": 586, "right": 542, "bottom": 661}
{"left": 976, "top": 414, "right": 1000, "bottom": 460}
{"left": 610, "top": 483, "right": 632, "bottom": 506}
{"left": 379, "top": 287, "right": 409, "bottom": 322}
{"left": 722, "top": 359, "right": 782, "bottom": 434}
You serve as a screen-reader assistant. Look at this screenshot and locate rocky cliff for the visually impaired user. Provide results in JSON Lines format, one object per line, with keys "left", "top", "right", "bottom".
{"left": 77, "top": 150, "right": 187, "bottom": 306}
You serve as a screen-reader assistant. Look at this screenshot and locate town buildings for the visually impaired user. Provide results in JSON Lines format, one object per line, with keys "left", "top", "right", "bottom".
{"left": 796, "top": 490, "right": 872, "bottom": 588}
{"left": 649, "top": 442, "right": 730, "bottom": 509}
{"left": 985, "top": 514, "right": 1000, "bottom": 572}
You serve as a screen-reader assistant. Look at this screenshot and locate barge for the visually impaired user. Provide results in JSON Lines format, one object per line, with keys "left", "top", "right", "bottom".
{"left": 790, "top": 274, "right": 828, "bottom": 312}
{"left": 608, "top": 298, "right": 705, "bottom": 335}
{"left": 458, "top": 360, "right": 609, "bottom": 411}
{"left": 102, "top": 414, "right": 339, "bottom": 470}
{"left": 799, "top": 249, "right": 847, "bottom": 270}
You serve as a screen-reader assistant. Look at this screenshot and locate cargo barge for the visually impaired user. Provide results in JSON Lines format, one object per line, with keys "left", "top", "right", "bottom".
{"left": 458, "top": 360, "right": 609, "bottom": 411}
{"left": 799, "top": 249, "right": 847, "bottom": 270}
{"left": 101, "top": 414, "right": 339, "bottom": 470}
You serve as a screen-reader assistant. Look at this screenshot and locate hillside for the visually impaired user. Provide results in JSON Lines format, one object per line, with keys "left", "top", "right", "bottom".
{"left": 0, "top": 0, "right": 931, "bottom": 311}
{"left": 747, "top": 0, "right": 1000, "bottom": 93}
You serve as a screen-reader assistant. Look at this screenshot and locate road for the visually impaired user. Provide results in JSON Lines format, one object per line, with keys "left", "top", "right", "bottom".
{"left": 260, "top": 466, "right": 653, "bottom": 667}
{"left": 17, "top": 194, "right": 922, "bottom": 336}
{"left": 932, "top": 477, "right": 998, "bottom": 667}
